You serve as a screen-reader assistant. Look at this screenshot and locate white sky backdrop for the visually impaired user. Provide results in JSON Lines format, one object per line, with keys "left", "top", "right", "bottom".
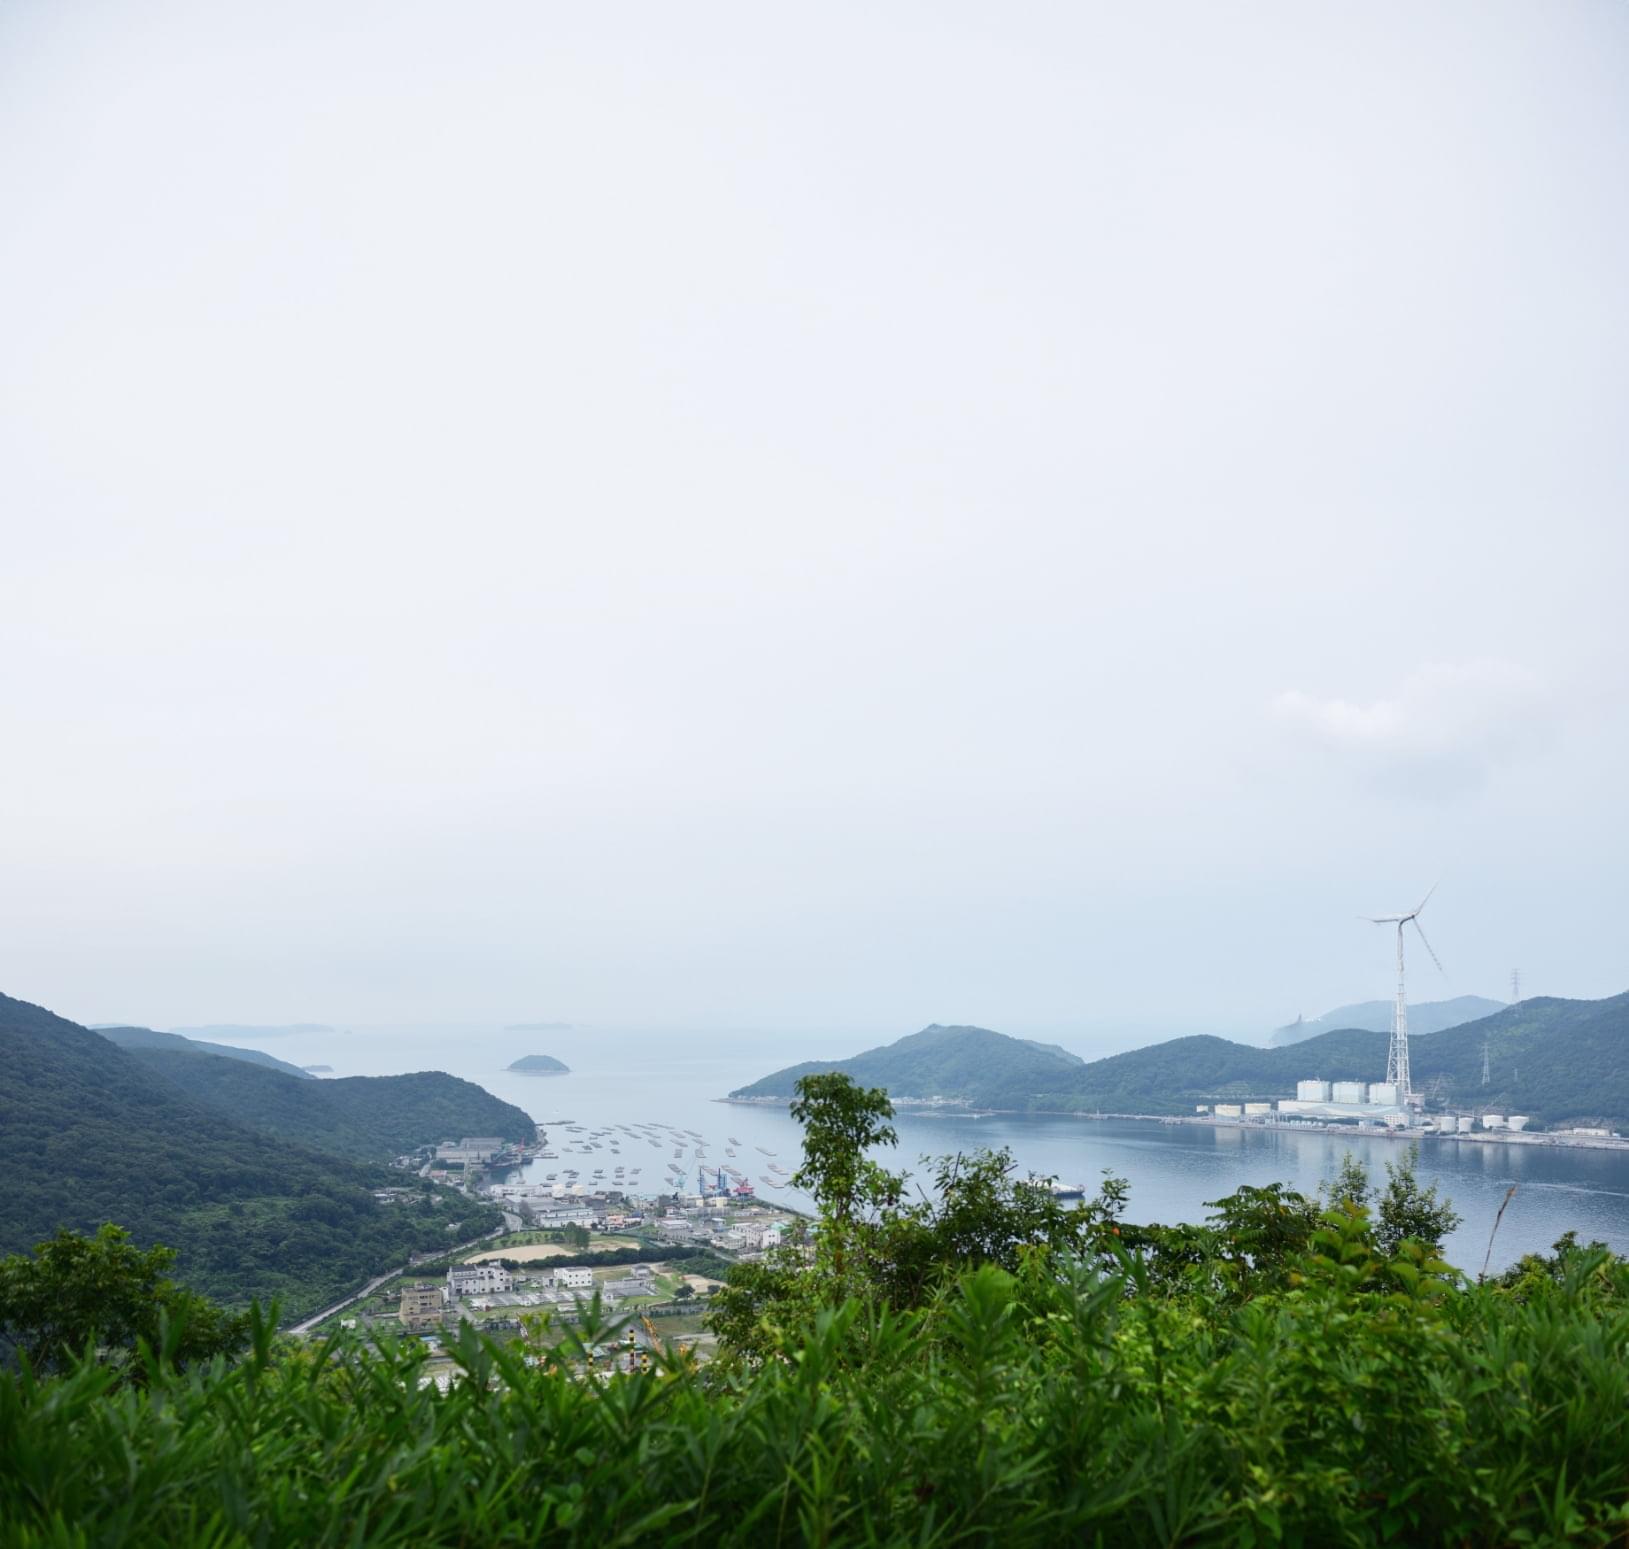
{"left": 2, "top": 2, "right": 1625, "bottom": 1048}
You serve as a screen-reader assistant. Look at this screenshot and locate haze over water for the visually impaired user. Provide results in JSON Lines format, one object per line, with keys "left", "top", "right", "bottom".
{"left": 211, "top": 1022, "right": 1629, "bottom": 1274}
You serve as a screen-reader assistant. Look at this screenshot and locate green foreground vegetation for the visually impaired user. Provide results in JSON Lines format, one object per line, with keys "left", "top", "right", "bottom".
{"left": 5, "top": 1073, "right": 1629, "bottom": 1545}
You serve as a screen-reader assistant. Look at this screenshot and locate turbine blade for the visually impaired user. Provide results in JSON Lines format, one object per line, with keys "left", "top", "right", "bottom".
{"left": 1413, "top": 918, "right": 1446, "bottom": 976}
{"left": 1415, "top": 880, "right": 1440, "bottom": 917}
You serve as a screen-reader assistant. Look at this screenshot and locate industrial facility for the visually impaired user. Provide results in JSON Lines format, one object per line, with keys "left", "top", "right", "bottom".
{"left": 1201, "top": 889, "right": 1531, "bottom": 1134}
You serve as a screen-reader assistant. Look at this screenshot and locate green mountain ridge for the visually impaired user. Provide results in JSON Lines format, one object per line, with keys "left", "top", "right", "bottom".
{"left": 730, "top": 1024, "right": 1088, "bottom": 1111}
{"left": 732, "top": 993, "right": 1629, "bottom": 1130}
{"left": 97, "top": 1023, "right": 315, "bottom": 1078}
{"left": 125, "top": 1048, "right": 536, "bottom": 1161}
{"left": 0, "top": 991, "right": 506, "bottom": 1317}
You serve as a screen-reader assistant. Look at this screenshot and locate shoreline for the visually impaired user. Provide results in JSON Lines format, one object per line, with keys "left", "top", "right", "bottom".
{"left": 719, "top": 1097, "right": 1629, "bottom": 1153}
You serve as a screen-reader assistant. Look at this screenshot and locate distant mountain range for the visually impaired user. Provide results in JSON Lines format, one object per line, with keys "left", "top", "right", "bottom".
{"left": 731, "top": 993, "right": 1629, "bottom": 1130}
{"left": 99, "top": 1023, "right": 315, "bottom": 1078}
{"left": 168, "top": 1023, "right": 333, "bottom": 1039}
{"left": 0, "top": 994, "right": 532, "bottom": 1317}
{"left": 1267, "top": 995, "right": 1505, "bottom": 1048}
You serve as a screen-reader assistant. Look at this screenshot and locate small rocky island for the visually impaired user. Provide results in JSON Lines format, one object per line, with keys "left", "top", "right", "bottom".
{"left": 507, "top": 1054, "right": 570, "bottom": 1075}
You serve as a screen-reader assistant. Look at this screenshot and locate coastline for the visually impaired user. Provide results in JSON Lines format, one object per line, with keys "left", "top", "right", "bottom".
{"left": 719, "top": 1096, "right": 1629, "bottom": 1153}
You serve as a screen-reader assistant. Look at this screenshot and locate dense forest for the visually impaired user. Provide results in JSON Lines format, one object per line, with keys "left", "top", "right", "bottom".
{"left": 125, "top": 1046, "right": 536, "bottom": 1161}
{"left": 0, "top": 993, "right": 503, "bottom": 1317}
{"left": 734, "top": 994, "right": 1629, "bottom": 1129}
{"left": 5, "top": 1070, "right": 1629, "bottom": 1545}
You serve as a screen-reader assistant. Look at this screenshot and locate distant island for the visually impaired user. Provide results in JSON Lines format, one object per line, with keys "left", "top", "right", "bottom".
{"left": 302, "top": 1064, "right": 334, "bottom": 1074}
{"left": 507, "top": 1054, "right": 570, "bottom": 1074}
{"left": 729, "top": 995, "right": 1629, "bottom": 1131}
{"left": 505, "top": 1021, "right": 573, "bottom": 1032}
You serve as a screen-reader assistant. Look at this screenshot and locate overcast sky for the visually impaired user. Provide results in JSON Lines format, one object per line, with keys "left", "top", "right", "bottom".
{"left": 2, "top": 2, "right": 1625, "bottom": 1049}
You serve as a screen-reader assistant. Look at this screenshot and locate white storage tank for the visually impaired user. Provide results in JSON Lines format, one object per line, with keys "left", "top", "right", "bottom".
{"left": 1243, "top": 1101, "right": 1272, "bottom": 1115}
{"left": 1457, "top": 1116, "right": 1475, "bottom": 1133}
{"left": 1508, "top": 1116, "right": 1530, "bottom": 1131}
{"left": 1214, "top": 1103, "right": 1243, "bottom": 1117}
{"left": 1297, "top": 1079, "right": 1332, "bottom": 1102}
{"left": 1332, "top": 1081, "right": 1368, "bottom": 1105}
{"left": 1368, "top": 1082, "right": 1400, "bottom": 1107}
{"left": 1481, "top": 1114, "right": 1506, "bottom": 1130}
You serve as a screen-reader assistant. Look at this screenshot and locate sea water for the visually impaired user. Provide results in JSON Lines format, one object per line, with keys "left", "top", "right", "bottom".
{"left": 203, "top": 1022, "right": 1629, "bottom": 1274}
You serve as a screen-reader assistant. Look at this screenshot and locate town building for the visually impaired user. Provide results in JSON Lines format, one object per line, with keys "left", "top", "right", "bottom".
{"left": 445, "top": 1264, "right": 513, "bottom": 1301}
{"left": 534, "top": 1205, "right": 599, "bottom": 1229}
{"left": 398, "top": 1284, "right": 443, "bottom": 1333}
{"left": 550, "top": 1266, "right": 593, "bottom": 1290}
{"left": 436, "top": 1136, "right": 510, "bottom": 1164}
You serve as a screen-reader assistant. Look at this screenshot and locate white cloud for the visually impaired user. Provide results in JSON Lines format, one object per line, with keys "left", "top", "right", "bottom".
{"left": 1273, "top": 660, "right": 1552, "bottom": 795}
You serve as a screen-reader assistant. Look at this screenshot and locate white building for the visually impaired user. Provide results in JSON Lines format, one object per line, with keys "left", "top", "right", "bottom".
{"left": 445, "top": 1264, "right": 513, "bottom": 1301}
{"left": 534, "top": 1205, "right": 599, "bottom": 1229}
{"left": 551, "top": 1266, "right": 593, "bottom": 1290}
{"left": 1296, "top": 1080, "right": 1332, "bottom": 1103}
{"left": 1331, "top": 1081, "right": 1368, "bottom": 1105}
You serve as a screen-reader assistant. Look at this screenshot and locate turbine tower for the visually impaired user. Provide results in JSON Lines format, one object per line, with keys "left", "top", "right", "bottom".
{"left": 1366, "top": 884, "right": 1444, "bottom": 1106}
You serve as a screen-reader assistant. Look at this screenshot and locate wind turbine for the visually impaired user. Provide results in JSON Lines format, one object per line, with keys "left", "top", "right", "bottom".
{"left": 1366, "top": 884, "right": 1445, "bottom": 1106}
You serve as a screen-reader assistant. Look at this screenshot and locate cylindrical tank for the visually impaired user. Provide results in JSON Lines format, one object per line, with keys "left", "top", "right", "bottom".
{"left": 1482, "top": 1114, "right": 1506, "bottom": 1130}
{"left": 1457, "top": 1116, "right": 1474, "bottom": 1132}
{"left": 1508, "top": 1115, "right": 1530, "bottom": 1131}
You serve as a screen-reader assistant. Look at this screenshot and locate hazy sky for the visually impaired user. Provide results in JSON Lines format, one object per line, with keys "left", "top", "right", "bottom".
{"left": 3, "top": 2, "right": 1625, "bottom": 1049}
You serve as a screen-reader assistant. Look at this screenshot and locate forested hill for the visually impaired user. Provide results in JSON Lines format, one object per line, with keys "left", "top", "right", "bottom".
{"left": 97, "top": 1023, "right": 313, "bottom": 1078}
{"left": 730, "top": 994, "right": 1629, "bottom": 1128}
{"left": 1402, "top": 993, "right": 1629, "bottom": 1130}
{"left": 729, "top": 1024, "right": 1088, "bottom": 1109}
{"left": 128, "top": 1048, "right": 536, "bottom": 1161}
{"left": 0, "top": 991, "right": 502, "bottom": 1317}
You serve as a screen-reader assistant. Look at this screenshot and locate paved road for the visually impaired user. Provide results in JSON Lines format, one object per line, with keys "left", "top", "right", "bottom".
{"left": 286, "top": 1266, "right": 401, "bottom": 1335}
